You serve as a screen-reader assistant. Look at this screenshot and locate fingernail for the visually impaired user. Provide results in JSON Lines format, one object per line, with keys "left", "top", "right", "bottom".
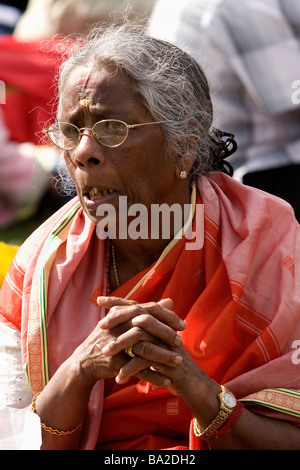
{"left": 179, "top": 319, "right": 186, "bottom": 329}
{"left": 97, "top": 296, "right": 110, "bottom": 306}
{"left": 174, "top": 335, "right": 182, "bottom": 347}
{"left": 175, "top": 355, "right": 183, "bottom": 365}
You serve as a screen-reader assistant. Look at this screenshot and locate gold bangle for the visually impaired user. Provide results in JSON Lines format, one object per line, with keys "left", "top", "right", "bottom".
{"left": 31, "top": 393, "right": 82, "bottom": 436}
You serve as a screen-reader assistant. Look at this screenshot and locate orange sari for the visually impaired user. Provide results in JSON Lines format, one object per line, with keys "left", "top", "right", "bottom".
{"left": 0, "top": 173, "right": 300, "bottom": 450}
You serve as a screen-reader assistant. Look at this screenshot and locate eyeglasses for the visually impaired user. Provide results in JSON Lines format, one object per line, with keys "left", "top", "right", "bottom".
{"left": 43, "top": 119, "right": 171, "bottom": 150}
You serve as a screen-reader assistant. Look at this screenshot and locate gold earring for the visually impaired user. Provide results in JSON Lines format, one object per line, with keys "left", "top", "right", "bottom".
{"left": 180, "top": 170, "right": 187, "bottom": 179}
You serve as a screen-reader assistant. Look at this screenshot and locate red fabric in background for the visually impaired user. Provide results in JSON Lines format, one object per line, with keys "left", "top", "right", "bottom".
{"left": 0, "top": 35, "right": 74, "bottom": 143}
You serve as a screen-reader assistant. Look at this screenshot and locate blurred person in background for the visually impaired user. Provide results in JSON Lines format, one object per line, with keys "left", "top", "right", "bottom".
{"left": 0, "top": 108, "right": 50, "bottom": 228}
{"left": 148, "top": 0, "right": 300, "bottom": 221}
{"left": 14, "top": 0, "right": 155, "bottom": 39}
{"left": 0, "top": 1, "right": 27, "bottom": 35}
{"left": 0, "top": 1, "right": 156, "bottom": 230}
{"left": 0, "top": 32, "right": 71, "bottom": 230}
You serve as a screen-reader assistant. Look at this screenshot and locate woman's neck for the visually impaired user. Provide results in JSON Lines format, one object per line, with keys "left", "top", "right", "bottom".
{"left": 108, "top": 180, "right": 194, "bottom": 289}
{"left": 109, "top": 236, "right": 170, "bottom": 290}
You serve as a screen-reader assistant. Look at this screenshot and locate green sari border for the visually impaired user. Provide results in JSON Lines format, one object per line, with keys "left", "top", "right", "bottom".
{"left": 240, "top": 388, "right": 300, "bottom": 418}
{"left": 25, "top": 202, "right": 81, "bottom": 392}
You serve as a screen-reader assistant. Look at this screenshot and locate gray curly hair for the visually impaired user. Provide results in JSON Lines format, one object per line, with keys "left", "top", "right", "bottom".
{"left": 57, "top": 22, "right": 217, "bottom": 179}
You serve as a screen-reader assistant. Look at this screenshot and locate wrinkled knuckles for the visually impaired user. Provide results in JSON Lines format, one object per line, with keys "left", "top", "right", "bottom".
{"left": 142, "top": 302, "right": 158, "bottom": 310}
{"left": 131, "top": 326, "right": 146, "bottom": 341}
{"left": 131, "top": 305, "right": 147, "bottom": 317}
{"left": 134, "top": 341, "right": 157, "bottom": 357}
{"left": 131, "top": 313, "right": 153, "bottom": 328}
{"left": 108, "top": 305, "right": 122, "bottom": 316}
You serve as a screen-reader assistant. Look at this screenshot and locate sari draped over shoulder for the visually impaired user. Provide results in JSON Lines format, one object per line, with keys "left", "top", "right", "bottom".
{"left": 0, "top": 173, "right": 300, "bottom": 450}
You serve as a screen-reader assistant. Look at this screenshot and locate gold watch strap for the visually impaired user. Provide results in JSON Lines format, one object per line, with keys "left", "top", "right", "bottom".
{"left": 193, "top": 410, "right": 231, "bottom": 440}
{"left": 193, "top": 386, "right": 235, "bottom": 440}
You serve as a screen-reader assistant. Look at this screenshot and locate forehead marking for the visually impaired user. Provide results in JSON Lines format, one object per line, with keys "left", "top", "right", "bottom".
{"left": 80, "top": 98, "right": 90, "bottom": 108}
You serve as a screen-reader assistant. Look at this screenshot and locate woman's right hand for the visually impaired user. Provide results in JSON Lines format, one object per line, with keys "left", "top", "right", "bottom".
{"left": 69, "top": 314, "right": 131, "bottom": 387}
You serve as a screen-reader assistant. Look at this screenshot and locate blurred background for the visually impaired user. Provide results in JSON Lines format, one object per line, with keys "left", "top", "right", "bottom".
{"left": 0, "top": 0, "right": 156, "bottom": 246}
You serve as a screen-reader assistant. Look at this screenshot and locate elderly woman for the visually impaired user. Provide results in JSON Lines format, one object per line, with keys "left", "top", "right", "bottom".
{"left": 0, "top": 23, "right": 300, "bottom": 451}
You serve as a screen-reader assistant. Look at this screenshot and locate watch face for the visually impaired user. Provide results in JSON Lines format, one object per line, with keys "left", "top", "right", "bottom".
{"left": 224, "top": 391, "right": 237, "bottom": 408}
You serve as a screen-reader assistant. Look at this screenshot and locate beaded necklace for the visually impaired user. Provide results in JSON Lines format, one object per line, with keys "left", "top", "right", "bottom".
{"left": 105, "top": 240, "right": 120, "bottom": 295}
{"left": 105, "top": 239, "right": 111, "bottom": 295}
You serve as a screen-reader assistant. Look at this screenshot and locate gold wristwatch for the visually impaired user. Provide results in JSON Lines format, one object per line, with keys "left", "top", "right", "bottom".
{"left": 193, "top": 385, "right": 237, "bottom": 440}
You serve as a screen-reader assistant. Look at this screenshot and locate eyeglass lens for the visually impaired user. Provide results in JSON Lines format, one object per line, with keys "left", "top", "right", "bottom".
{"left": 47, "top": 120, "right": 129, "bottom": 149}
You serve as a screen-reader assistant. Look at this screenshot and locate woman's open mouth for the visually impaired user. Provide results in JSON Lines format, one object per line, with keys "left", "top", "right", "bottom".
{"left": 83, "top": 186, "right": 118, "bottom": 210}
{"left": 89, "top": 187, "right": 114, "bottom": 199}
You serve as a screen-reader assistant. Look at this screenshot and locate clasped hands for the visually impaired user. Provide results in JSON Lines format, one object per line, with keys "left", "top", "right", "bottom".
{"left": 74, "top": 295, "right": 203, "bottom": 397}
{"left": 98, "top": 296, "right": 187, "bottom": 390}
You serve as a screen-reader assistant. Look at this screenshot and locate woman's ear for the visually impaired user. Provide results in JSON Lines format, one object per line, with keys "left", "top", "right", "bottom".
{"left": 175, "top": 140, "right": 198, "bottom": 180}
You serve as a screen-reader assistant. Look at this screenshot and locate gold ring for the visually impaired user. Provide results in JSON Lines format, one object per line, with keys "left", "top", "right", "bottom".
{"left": 125, "top": 346, "right": 136, "bottom": 358}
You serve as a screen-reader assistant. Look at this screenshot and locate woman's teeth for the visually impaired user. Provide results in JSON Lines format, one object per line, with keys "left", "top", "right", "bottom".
{"left": 89, "top": 187, "right": 114, "bottom": 200}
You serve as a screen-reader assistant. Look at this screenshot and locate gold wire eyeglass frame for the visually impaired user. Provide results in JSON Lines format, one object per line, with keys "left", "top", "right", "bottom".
{"left": 43, "top": 119, "right": 171, "bottom": 150}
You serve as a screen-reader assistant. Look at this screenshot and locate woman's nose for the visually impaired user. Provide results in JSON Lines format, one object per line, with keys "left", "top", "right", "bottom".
{"left": 72, "top": 130, "right": 104, "bottom": 168}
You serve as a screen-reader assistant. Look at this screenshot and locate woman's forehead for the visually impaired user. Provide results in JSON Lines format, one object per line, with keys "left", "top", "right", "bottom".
{"left": 64, "top": 65, "right": 132, "bottom": 99}
{"left": 60, "top": 64, "right": 149, "bottom": 119}
{"left": 62, "top": 65, "right": 138, "bottom": 110}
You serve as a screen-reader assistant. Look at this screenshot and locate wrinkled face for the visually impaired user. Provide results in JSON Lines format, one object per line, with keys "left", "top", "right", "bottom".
{"left": 59, "top": 64, "right": 185, "bottom": 228}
